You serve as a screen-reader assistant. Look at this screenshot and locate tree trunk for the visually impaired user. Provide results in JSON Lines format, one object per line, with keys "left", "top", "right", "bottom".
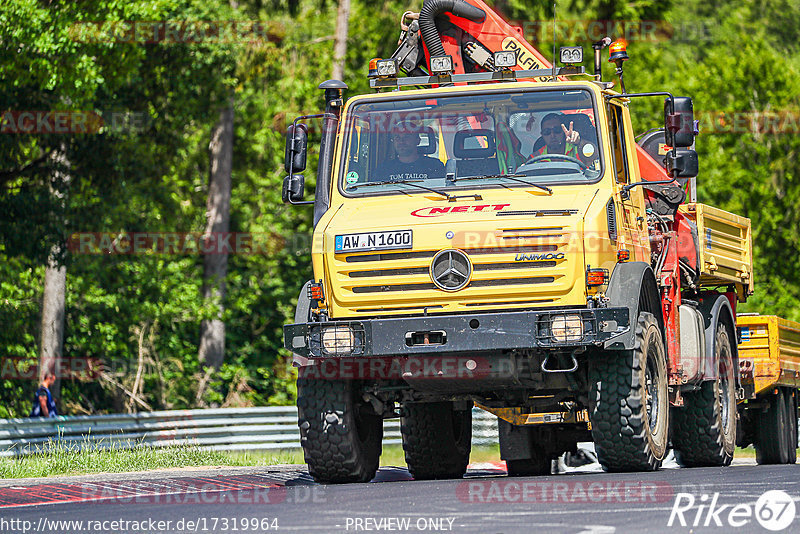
{"left": 39, "top": 147, "right": 70, "bottom": 402}
{"left": 332, "top": 0, "right": 351, "bottom": 80}
{"left": 198, "top": 99, "right": 234, "bottom": 372}
{"left": 40, "top": 249, "right": 66, "bottom": 400}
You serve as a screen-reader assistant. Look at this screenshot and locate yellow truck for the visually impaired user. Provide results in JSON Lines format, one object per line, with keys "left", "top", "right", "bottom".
{"left": 280, "top": 0, "right": 797, "bottom": 483}
{"left": 737, "top": 315, "right": 800, "bottom": 464}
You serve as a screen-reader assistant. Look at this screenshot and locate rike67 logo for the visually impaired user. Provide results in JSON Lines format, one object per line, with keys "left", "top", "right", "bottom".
{"left": 668, "top": 490, "right": 796, "bottom": 531}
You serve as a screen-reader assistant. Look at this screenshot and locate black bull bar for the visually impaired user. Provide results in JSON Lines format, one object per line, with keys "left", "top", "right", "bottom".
{"left": 284, "top": 307, "right": 630, "bottom": 360}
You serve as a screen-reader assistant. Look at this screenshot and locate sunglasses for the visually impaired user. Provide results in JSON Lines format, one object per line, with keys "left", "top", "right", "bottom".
{"left": 541, "top": 127, "right": 562, "bottom": 136}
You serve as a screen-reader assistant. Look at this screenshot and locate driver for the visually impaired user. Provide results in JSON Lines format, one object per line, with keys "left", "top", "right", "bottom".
{"left": 373, "top": 121, "right": 445, "bottom": 181}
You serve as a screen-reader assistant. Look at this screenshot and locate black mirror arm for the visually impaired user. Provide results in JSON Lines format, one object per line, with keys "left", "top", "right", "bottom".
{"left": 285, "top": 113, "right": 336, "bottom": 206}
{"left": 620, "top": 179, "right": 677, "bottom": 200}
{"left": 606, "top": 91, "right": 674, "bottom": 113}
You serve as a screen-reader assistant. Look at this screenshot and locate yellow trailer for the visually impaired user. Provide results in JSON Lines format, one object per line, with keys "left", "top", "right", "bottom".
{"left": 736, "top": 314, "right": 800, "bottom": 464}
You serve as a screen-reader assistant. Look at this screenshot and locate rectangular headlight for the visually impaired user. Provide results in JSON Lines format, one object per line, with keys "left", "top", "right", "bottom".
{"left": 376, "top": 58, "right": 398, "bottom": 77}
{"left": 322, "top": 325, "right": 355, "bottom": 355}
{"left": 559, "top": 46, "right": 583, "bottom": 65}
{"left": 493, "top": 50, "right": 517, "bottom": 69}
{"left": 551, "top": 314, "right": 584, "bottom": 343}
{"left": 430, "top": 55, "right": 453, "bottom": 75}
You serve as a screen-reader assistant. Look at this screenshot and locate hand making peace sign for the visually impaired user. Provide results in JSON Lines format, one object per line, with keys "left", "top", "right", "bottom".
{"left": 561, "top": 121, "right": 580, "bottom": 144}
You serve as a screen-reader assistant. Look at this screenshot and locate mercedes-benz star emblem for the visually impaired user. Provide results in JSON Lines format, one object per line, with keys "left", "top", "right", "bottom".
{"left": 430, "top": 249, "right": 472, "bottom": 291}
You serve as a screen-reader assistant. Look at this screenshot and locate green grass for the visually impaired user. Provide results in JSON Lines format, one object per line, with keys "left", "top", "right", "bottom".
{"left": 0, "top": 440, "right": 502, "bottom": 480}
{"left": 3, "top": 441, "right": 785, "bottom": 480}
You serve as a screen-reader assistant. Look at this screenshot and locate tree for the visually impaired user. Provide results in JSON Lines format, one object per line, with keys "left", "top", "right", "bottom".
{"left": 197, "top": 99, "right": 235, "bottom": 401}
{"left": 332, "top": 0, "right": 351, "bottom": 80}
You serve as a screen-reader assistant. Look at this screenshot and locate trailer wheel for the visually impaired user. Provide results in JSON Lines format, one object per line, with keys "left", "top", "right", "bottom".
{"left": 755, "top": 388, "right": 790, "bottom": 465}
{"left": 297, "top": 378, "right": 383, "bottom": 483}
{"left": 589, "top": 311, "right": 669, "bottom": 471}
{"left": 672, "top": 323, "right": 736, "bottom": 467}
{"left": 401, "top": 402, "right": 471, "bottom": 480}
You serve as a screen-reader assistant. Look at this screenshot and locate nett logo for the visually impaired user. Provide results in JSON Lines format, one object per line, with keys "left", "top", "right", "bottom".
{"left": 411, "top": 204, "right": 510, "bottom": 217}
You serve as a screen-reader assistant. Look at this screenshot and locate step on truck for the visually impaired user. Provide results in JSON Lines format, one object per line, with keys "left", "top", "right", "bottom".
{"left": 281, "top": 0, "right": 798, "bottom": 482}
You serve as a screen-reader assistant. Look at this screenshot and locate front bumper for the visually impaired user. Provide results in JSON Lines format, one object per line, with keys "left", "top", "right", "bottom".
{"left": 284, "top": 307, "right": 630, "bottom": 359}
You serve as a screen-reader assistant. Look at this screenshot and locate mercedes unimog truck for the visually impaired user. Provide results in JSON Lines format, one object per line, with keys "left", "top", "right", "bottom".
{"left": 281, "top": 0, "right": 797, "bottom": 483}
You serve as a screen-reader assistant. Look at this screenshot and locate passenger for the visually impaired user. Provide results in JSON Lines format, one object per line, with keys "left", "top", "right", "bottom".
{"left": 373, "top": 121, "right": 445, "bottom": 181}
{"left": 534, "top": 113, "right": 582, "bottom": 159}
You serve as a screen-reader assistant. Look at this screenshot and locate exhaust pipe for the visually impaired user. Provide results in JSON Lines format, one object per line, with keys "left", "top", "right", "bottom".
{"left": 418, "top": 0, "right": 485, "bottom": 60}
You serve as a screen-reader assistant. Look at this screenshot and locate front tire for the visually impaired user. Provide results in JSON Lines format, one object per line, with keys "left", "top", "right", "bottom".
{"left": 590, "top": 311, "right": 669, "bottom": 471}
{"left": 297, "top": 378, "right": 383, "bottom": 483}
{"left": 401, "top": 402, "right": 472, "bottom": 480}
{"left": 672, "top": 322, "right": 736, "bottom": 467}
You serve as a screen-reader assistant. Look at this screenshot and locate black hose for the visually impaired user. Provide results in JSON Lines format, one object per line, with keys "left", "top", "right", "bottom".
{"left": 419, "top": 0, "right": 485, "bottom": 59}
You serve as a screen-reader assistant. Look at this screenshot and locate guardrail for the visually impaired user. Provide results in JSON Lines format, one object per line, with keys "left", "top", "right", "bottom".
{"left": 0, "top": 406, "right": 499, "bottom": 457}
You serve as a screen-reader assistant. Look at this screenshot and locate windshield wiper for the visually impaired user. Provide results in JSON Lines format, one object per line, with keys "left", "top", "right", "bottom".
{"left": 348, "top": 178, "right": 452, "bottom": 200}
{"left": 455, "top": 173, "right": 553, "bottom": 194}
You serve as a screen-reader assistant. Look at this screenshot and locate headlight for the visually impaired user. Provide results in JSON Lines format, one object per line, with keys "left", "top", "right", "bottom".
{"left": 493, "top": 50, "right": 517, "bottom": 69}
{"left": 376, "top": 58, "right": 398, "bottom": 77}
{"left": 322, "top": 325, "right": 355, "bottom": 355}
{"left": 429, "top": 55, "right": 453, "bottom": 75}
{"left": 551, "top": 314, "right": 584, "bottom": 343}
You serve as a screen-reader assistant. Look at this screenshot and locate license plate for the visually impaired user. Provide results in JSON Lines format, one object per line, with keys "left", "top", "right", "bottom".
{"left": 335, "top": 230, "right": 412, "bottom": 253}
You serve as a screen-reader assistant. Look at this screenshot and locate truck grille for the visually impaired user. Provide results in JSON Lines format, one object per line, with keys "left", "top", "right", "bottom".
{"left": 330, "top": 226, "right": 577, "bottom": 313}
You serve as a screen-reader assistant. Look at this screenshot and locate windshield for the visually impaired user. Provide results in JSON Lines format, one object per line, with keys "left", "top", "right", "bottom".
{"left": 339, "top": 88, "right": 603, "bottom": 196}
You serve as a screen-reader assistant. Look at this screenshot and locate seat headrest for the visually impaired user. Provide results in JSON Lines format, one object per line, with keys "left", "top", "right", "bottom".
{"left": 417, "top": 126, "right": 437, "bottom": 155}
{"left": 454, "top": 129, "right": 496, "bottom": 159}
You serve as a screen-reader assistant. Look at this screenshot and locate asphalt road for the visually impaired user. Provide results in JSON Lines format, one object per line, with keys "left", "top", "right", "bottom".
{"left": 2, "top": 461, "right": 800, "bottom": 534}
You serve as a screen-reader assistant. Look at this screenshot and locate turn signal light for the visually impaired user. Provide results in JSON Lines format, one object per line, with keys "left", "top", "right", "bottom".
{"left": 586, "top": 268, "right": 609, "bottom": 286}
{"left": 308, "top": 283, "right": 325, "bottom": 301}
{"left": 368, "top": 58, "right": 380, "bottom": 78}
{"left": 617, "top": 249, "right": 631, "bottom": 262}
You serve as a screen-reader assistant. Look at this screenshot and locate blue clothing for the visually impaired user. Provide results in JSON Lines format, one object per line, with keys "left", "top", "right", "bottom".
{"left": 30, "top": 385, "right": 57, "bottom": 418}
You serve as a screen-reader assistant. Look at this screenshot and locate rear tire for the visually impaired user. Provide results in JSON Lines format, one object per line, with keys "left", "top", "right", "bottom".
{"left": 787, "top": 389, "right": 798, "bottom": 464}
{"left": 401, "top": 402, "right": 471, "bottom": 480}
{"left": 755, "top": 388, "right": 790, "bottom": 465}
{"left": 672, "top": 322, "right": 736, "bottom": 467}
{"left": 590, "top": 311, "right": 669, "bottom": 471}
{"left": 297, "top": 378, "right": 383, "bottom": 483}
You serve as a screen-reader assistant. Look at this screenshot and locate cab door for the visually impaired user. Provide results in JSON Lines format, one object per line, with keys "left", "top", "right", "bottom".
{"left": 607, "top": 101, "right": 650, "bottom": 261}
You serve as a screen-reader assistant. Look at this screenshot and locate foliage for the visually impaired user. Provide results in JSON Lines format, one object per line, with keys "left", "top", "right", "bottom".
{"left": 1, "top": 0, "right": 799, "bottom": 417}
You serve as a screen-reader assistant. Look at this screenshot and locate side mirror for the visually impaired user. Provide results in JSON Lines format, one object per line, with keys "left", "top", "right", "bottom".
{"left": 664, "top": 96, "right": 694, "bottom": 148}
{"left": 666, "top": 149, "right": 698, "bottom": 178}
{"left": 282, "top": 174, "right": 305, "bottom": 203}
{"left": 284, "top": 124, "right": 308, "bottom": 173}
